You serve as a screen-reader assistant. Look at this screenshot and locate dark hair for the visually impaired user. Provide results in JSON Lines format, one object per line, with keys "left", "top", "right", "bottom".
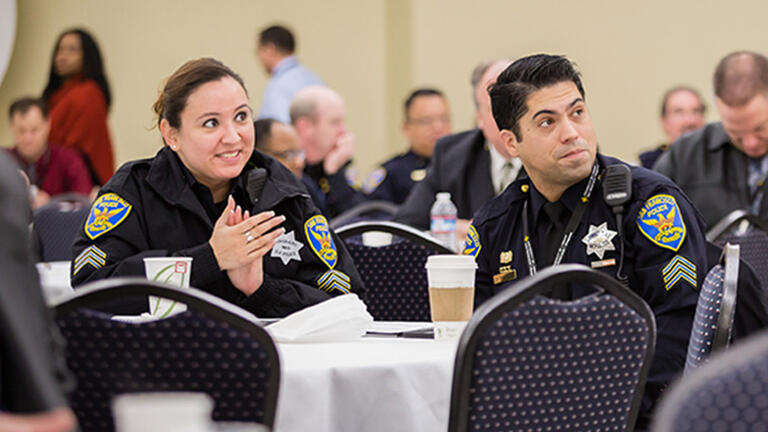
{"left": 489, "top": 54, "right": 585, "bottom": 141}
{"left": 8, "top": 97, "right": 48, "bottom": 119}
{"left": 403, "top": 88, "right": 444, "bottom": 121}
{"left": 714, "top": 51, "right": 768, "bottom": 107}
{"left": 153, "top": 58, "right": 247, "bottom": 130}
{"left": 660, "top": 86, "right": 706, "bottom": 117}
{"left": 254, "top": 118, "right": 277, "bottom": 149}
{"left": 42, "top": 28, "right": 112, "bottom": 109}
{"left": 258, "top": 25, "right": 295, "bottom": 54}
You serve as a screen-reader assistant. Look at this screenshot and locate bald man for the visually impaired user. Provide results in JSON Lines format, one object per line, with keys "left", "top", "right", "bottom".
{"left": 395, "top": 60, "right": 524, "bottom": 242}
{"left": 290, "top": 86, "right": 365, "bottom": 217}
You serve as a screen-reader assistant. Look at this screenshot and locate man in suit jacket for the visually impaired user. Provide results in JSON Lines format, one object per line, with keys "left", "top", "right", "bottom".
{"left": 395, "top": 60, "right": 523, "bottom": 242}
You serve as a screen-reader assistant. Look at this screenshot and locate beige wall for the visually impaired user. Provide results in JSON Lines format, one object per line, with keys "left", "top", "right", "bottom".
{"left": 1, "top": 0, "right": 767, "bottom": 177}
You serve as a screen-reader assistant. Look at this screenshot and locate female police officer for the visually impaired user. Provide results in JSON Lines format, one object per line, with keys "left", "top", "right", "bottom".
{"left": 71, "top": 58, "right": 364, "bottom": 317}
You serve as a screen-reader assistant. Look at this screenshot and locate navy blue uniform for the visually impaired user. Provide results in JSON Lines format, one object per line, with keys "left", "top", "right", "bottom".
{"left": 304, "top": 162, "right": 365, "bottom": 218}
{"left": 71, "top": 147, "right": 365, "bottom": 318}
{"left": 463, "top": 154, "right": 706, "bottom": 428}
{"left": 363, "top": 150, "right": 429, "bottom": 204}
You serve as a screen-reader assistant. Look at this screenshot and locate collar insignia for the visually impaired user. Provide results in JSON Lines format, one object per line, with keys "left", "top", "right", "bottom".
{"left": 85, "top": 193, "right": 132, "bottom": 240}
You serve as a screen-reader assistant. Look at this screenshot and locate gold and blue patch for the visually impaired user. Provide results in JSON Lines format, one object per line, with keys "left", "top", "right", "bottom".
{"left": 317, "top": 269, "right": 351, "bottom": 294}
{"left": 85, "top": 193, "right": 132, "bottom": 240}
{"left": 637, "top": 194, "right": 686, "bottom": 251}
{"left": 662, "top": 255, "right": 697, "bottom": 291}
{"left": 73, "top": 245, "right": 107, "bottom": 276}
{"left": 304, "top": 215, "right": 338, "bottom": 269}
{"left": 362, "top": 168, "right": 387, "bottom": 194}
{"left": 462, "top": 224, "right": 482, "bottom": 258}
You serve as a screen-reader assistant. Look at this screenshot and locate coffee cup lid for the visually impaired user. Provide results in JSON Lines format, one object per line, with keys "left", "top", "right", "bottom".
{"left": 425, "top": 254, "right": 477, "bottom": 269}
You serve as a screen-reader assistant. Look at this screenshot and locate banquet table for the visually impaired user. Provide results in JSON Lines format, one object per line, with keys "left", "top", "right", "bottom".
{"left": 274, "top": 331, "right": 458, "bottom": 432}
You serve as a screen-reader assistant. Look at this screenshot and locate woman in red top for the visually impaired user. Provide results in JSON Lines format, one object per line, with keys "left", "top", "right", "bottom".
{"left": 42, "top": 28, "right": 115, "bottom": 185}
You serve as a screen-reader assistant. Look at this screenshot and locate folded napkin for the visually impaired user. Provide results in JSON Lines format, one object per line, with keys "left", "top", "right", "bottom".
{"left": 267, "top": 294, "right": 373, "bottom": 343}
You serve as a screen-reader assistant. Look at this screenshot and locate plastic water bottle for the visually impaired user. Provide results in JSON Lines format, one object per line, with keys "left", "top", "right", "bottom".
{"left": 430, "top": 192, "right": 458, "bottom": 252}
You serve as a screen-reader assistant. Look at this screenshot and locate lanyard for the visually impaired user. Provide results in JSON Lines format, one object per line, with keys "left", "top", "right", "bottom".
{"left": 522, "top": 162, "right": 599, "bottom": 276}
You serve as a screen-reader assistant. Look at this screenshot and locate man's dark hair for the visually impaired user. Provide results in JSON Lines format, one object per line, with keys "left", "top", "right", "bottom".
{"left": 660, "top": 86, "right": 706, "bottom": 117}
{"left": 254, "top": 118, "right": 277, "bottom": 149}
{"left": 258, "top": 25, "right": 295, "bottom": 54}
{"left": 8, "top": 97, "right": 48, "bottom": 120}
{"left": 714, "top": 51, "right": 768, "bottom": 107}
{"left": 403, "top": 88, "right": 444, "bottom": 121}
{"left": 43, "top": 28, "right": 112, "bottom": 109}
{"left": 489, "top": 54, "right": 585, "bottom": 141}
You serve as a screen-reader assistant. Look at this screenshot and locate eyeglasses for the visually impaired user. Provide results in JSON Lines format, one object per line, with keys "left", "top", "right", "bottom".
{"left": 407, "top": 115, "right": 451, "bottom": 127}
{"left": 267, "top": 149, "right": 305, "bottom": 161}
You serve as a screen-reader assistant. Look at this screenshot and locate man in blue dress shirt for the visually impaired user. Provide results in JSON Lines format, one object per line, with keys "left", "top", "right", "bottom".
{"left": 256, "top": 25, "right": 323, "bottom": 123}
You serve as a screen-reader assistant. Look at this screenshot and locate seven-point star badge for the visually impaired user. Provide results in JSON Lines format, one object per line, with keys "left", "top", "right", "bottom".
{"left": 271, "top": 231, "right": 304, "bottom": 265}
{"left": 581, "top": 222, "right": 617, "bottom": 259}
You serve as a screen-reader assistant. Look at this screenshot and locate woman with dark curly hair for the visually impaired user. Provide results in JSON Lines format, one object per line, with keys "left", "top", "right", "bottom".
{"left": 43, "top": 28, "right": 114, "bottom": 185}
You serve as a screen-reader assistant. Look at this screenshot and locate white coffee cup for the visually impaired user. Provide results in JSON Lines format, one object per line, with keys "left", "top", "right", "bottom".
{"left": 425, "top": 255, "right": 477, "bottom": 339}
{"left": 112, "top": 392, "right": 214, "bottom": 432}
{"left": 143, "top": 257, "right": 192, "bottom": 318}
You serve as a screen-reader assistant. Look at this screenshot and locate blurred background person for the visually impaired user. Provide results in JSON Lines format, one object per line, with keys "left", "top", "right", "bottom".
{"left": 42, "top": 28, "right": 115, "bottom": 186}
{"left": 638, "top": 86, "right": 706, "bottom": 169}
{"left": 256, "top": 24, "right": 323, "bottom": 123}
{"left": 290, "top": 85, "right": 365, "bottom": 217}
{"left": 254, "top": 118, "right": 327, "bottom": 213}
{"left": 363, "top": 88, "right": 451, "bottom": 204}
{"left": 395, "top": 60, "right": 522, "bottom": 243}
{"left": 6, "top": 97, "right": 93, "bottom": 209}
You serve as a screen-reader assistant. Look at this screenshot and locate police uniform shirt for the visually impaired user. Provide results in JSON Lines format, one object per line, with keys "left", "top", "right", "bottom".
{"left": 303, "top": 161, "right": 366, "bottom": 217}
{"left": 363, "top": 150, "right": 429, "bottom": 204}
{"left": 463, "top": 153, "right": 707, "bottom": 425}
{"left": 71, "top": 147, "right": 365, "bottom": 318}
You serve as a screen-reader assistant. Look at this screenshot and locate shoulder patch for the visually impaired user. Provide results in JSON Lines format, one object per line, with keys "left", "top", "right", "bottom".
{"left": 345, "top": 167, "right": 362, "bottom": 189}
{"left": 462, "top": 224, "right": 482, "bottom": 258}
{"left": 362, "top": 167, "right": 387, "bottom": 194}
{"left": 85, "top": 193, "right": 132, "bottom": 240}
{"left": 304, "top": 215, "right": 337, "bottom": 269}
{"left": 636, "top": 194, "right": 686, "bottom": 251}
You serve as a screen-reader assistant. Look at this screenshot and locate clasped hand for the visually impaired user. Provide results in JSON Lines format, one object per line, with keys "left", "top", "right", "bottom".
{"left": 210, "top": 196, "right": 285, "bottom": 295}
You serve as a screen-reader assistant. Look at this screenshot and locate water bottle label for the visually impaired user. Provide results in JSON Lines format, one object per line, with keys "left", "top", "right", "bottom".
{"left": 431, "top": 216, "right": 457, "bottom": 234}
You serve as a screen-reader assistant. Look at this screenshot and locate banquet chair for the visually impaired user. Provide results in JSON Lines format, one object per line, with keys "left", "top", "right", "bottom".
{"left": 32, "top": 193, "right": 91, "bottom": 261}
{"left": 684, "top": 243, "right": 739, "bottom": 375}
{"left": 54, "top": 278, "right": 280, "bottom": 432}
{"left": 707, "top": 211, "right": 768, "bottom": 298}
{"left": 329, "top": 200, "right": 399, "bottom": 229}
{"left": 336, "top": 220, "right": 451, "bottom": 321}
{"left": 653, "top": 328, "right": 768, "bottom": 432}
{"left": 448, "top": 264, "right": 656, "bottom": 432}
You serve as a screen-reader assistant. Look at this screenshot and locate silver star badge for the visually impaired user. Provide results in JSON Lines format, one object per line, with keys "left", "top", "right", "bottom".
{"left": 270, "top": 231, "right": 303, "bottom": 265}
{"left": 581, "top": 222, "right": 617, "bottom": 259}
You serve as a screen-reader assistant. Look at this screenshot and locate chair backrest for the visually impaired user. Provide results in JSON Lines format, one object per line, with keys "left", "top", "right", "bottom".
{"left": 653, "top": 327, "right": 768, "bottom": 432}
{"left": 32, "top": 194, "right": 91, "bottom": 261}
{"left": 336, "top": 220, "right": 452, "bottom": 321}
{"left": 448, "top": 264, "right": 656, "bottom": 432}
{"left": 329, "top": 200, "right": 400, "bottom": 229}
{"left": 54, "top": 278, "right": 280, "bottom": 432}
{"left": 684, "top": 243, "right": 739, "bottom": 374}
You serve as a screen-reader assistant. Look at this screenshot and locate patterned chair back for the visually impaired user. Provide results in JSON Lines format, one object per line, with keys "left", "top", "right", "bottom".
{"left": 336, "top": 220, "right": 452, "bottom": 321}
{"left": 448, "top": 264, "right": 656, "bottom": 432}
{"left": 707, "top": 210, "right": 768, "bottom": 297}
{"left": 32, "top": 193, "right": 91, "bottom": 261}
{"left": 653, "top": 328, "right": 768, "bottom": 432}
{"left": 54, "top": 278, "right": 280, "bottom": 432}
{"left": 684, "top": 244, "right": 739, "bottom": 374}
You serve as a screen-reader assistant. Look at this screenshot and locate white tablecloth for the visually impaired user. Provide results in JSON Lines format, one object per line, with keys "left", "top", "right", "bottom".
{"left": 274, "top": 332, "right": 458, "bottom": 432}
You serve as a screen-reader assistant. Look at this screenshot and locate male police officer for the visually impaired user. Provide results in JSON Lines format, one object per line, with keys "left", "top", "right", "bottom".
{"left": 463, "top": 54, "right": 707, "bottom": 428}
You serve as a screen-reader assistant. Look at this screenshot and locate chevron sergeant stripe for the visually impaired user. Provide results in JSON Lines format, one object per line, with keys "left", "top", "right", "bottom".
{"left": 317, "top": 269, "right": 351, "bottom": 294}
{"left": 73, "top": 245, "right": 107, "bottom": 275}
{"left": 662, "top": 255, "right": 697, "bottom": 291}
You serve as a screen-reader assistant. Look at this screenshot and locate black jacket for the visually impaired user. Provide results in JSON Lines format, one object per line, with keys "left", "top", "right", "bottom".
{"left": 71, "top": 147, "right": 365, "bottom": 318}
{"left": 395, "top": 129, "right": 498, "bottom": 229}
{"left": 653, "top": 122, "right": 768, "bottom": 228}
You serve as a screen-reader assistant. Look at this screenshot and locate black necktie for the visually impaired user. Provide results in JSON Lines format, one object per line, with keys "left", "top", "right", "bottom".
{"left": 541, "top": 201, "right": 571, "bottom": 300}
